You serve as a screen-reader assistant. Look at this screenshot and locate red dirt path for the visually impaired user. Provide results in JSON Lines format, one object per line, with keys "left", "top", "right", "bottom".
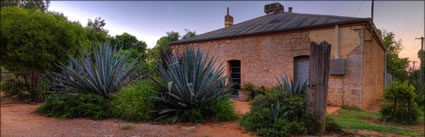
{"left": 1, "top": 98, "right": 256, "bottom": 137}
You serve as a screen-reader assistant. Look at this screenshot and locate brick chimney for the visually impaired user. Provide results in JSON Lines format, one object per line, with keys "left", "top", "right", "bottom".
{"left": 224, "top": 7, "right": 233, "bottom": 27}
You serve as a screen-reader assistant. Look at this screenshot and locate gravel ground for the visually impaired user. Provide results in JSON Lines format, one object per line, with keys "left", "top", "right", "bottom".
{"left": 1, "top": 99, "right": 256, "bottom": 137}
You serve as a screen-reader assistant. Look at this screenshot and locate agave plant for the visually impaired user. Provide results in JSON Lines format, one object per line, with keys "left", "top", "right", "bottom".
{"left": 276, "top": 75, "right": 307, "bottom": 96}
{"left": 52, "top": 43, "right": 141, "bottom": 98}
{"left": 151, "top": 47, "right": 232, "bottom": 123}
{"left": 271, "top": 100, "right": 288, "bottom": 119}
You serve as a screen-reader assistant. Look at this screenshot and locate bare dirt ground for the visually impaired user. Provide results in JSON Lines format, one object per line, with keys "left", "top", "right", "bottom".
{"left": 1, "top": 98, "right": 256, "bottom": 137}
{"left": 1, "top": 96, "right": 414, "bottom": 137}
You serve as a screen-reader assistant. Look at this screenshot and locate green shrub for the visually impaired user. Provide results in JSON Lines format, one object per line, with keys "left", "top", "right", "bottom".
{"left": 325, "top": 115, "right": 341, "bottom": 132}
{"left": 241, "top": 89, "right": 321, "bottom": 137}
{"left": 411, "top": 80, "right": 424, "bottom": 106}
{"left": 211, "top": 99, "right": 237, "bottom": 121}
{"left": 151, "top": 47, "right": 233, "bottom": 123}
{"left": 108, "top": 80, "right": 157, "bottom": 121}
{"left": 1, "top": 75, "right": 49, "bottom": 102}
{"left": 380, "top": 81, "right": 417, "bottom": 124}
{"left": 120, "top": 125, "right": 133, "bottom": 130}
{"left": 241, "top": 83, "right": 254, "bottom": 91}
{"left": 36, "top": 93, "right": 109, "bottom": 120}
{"left": 252, "top": 86, "right": 267, "bottom": 98}
{"left": 1, "top": 77, "right": 29, "bottom": 99}
{"left": 32, "top": 78, "right": 50, "bottom": 102}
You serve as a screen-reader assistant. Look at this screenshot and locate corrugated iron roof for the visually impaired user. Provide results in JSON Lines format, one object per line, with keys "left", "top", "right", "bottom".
{"left": 170, "top": 12, "right": 371, "bottom": 45}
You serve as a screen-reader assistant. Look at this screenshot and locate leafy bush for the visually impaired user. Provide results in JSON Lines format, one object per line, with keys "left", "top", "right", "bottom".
{"left": 36, "top": 93, "right": 109, "bottom": 120}
{"left": 325, "top": 115, "right": 341, "bottom": 132}
{"left": 150, "top": 47, "right": 233, "bottom": 123}
{"left": 108, "top": 80, "right": 157, "bottom": 121}
{"left": 241, "top": 89, "right": 321, "bottom": 137}
{"left": 380, "top": 81, "right": 417, "bottom": 124}
{"left": 1, "top": 77, "right": 29, "bottom": 99}
{"left": 241, "top": 83, "right": 254, "bottom": 91}
{"left": 210, "top": 99, "right": 238, "bottom": 121}
{"left": 1, "top": 75, "right": 48, "bottom": 102}
{"left": 31, "top": 77, "right": 50, "bottom": 102}
{"left": 52, "top": 43, "right": 141, "bottom": 98}
{"left": 410, "top": 80, "right": 424, "bottom": 106}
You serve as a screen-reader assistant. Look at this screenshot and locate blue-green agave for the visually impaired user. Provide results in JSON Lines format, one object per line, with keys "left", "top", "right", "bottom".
{"left": 151, "top": 47, "right": 232, "bottom": 123}
{"left": 276, "top": 75, "right": 307, "bottom": 96}
{"left": 53, "top": 43, "right": 141, "bottom": 98}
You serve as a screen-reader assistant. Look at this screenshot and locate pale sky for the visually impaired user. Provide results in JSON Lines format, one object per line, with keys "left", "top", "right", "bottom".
{"left": 48, "top": 1, "right": 424, "bottom": 68}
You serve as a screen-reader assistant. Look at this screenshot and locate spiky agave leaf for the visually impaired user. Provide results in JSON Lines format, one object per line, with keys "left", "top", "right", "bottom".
{"left": 151, "top": 47, "right": 232, "bottom": 123}
{"left": 276, "top": 74, "right": 307, "bottom": 96}
{"left": 53, "top": 43, "right": 141, "bottom": 98}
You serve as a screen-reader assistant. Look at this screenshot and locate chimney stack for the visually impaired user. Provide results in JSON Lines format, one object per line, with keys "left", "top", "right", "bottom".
{"left": 288, "top": 7, "right": 293, "bottom": 13}
{"left": 224, "top": 7, "right": 233, "bottom": 27}
{"left": 264, "top": 2, "right": 284, "bottom": 14}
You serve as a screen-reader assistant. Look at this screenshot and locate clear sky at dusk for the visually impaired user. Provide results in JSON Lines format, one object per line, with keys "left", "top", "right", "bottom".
{"left": 48, "top": 1, "right": 424, "bottom": 68}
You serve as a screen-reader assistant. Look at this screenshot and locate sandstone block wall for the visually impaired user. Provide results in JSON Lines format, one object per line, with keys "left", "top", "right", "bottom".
{"left": 171, "top": 24, "right": 385, "bottom": 109}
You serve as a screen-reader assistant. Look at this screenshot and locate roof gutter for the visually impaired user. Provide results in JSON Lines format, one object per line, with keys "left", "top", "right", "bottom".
{"left": 169, "top": 18, "right": 371, "bottom": 45}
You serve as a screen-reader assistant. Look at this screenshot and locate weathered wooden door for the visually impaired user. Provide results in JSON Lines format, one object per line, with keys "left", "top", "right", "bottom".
{"left": 294, "top": 56, "right": 309, "bottom": 84}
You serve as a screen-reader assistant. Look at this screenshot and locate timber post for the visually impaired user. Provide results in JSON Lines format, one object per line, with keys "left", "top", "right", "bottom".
{"left": 307, "top": 41, "right": 331, "bottom": 133}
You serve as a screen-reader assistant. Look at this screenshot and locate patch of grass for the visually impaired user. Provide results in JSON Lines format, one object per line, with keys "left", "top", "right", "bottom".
{"left": 328, "top": 109, "right": 424, "bottom": 136}
{"left": 341, "top": 105, "right": 363, "bottom": 112}
{"left": 120, "top": 125, "right": 133, "bottom": 130}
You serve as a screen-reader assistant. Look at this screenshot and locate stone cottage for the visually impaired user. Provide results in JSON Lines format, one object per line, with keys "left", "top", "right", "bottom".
{"left": 169, "top": 3, "right": 386, "bottom": 109}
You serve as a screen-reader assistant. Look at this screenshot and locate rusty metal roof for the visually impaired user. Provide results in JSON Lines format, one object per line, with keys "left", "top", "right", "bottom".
{"left": 170, "top": 12, "right": 371, "bottom": 45}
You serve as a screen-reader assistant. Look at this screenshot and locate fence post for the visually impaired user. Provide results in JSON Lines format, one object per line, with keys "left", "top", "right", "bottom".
{"left": 307, "top": 41, "right": 331, "bottom": 134}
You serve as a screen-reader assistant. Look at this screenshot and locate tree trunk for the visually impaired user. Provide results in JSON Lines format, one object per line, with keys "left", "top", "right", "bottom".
{"left": 306, "top": 41, "right": 331, "bottom": 134}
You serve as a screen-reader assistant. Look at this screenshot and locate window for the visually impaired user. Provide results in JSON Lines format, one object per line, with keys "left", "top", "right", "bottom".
{"left": 229, "top": 60, "right": 241, "bottom": 93}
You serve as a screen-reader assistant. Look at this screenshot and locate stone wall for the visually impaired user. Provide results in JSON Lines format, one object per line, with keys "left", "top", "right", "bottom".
{"left": 171, "top": 24, "right": 385, "bottom": 109}
{"left": 362, "top": 29, "right": 385, "bottom": 109}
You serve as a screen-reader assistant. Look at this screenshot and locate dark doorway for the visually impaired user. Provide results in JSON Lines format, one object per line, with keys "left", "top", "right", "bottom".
{"left": 294, "top": 56, "right": 309, "bottom": 84}
{"left": 229, "top": 60, "right": 241, "bottom": 94}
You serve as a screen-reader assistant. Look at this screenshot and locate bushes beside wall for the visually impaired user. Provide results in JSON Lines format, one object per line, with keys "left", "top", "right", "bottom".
{"left": 380, "top": 81, "right": 417, "bottom": 124}
{"left": 241, "top": 89, "right": 322, "bottom": 137}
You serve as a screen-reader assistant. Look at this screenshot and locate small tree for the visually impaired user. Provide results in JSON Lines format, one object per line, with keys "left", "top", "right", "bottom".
{"left": 381, "top": 81, "right": 417, "bottom": 124}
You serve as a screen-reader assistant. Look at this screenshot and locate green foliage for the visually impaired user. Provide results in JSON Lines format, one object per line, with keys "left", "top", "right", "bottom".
{"left": 53, "top": 43, "right": 141, "bottom": 98}
{"left": 377, "top": 30, "right": 409, "bottom": 80}
{"left": 87, "top": 17, "right": 108, "bottom": 34}
{"left": 108, "top": 80, "right": 157, "bottom": 121}
{"left": 241, "top": 89, "right": 321, "bottom": 137}
{"left": 381, "top": 81, "right": 417, "bottom": 124}
{"left": 341, "top": 105, "right": 363, "bottom": 112}
{"left": 240, "top": 83, "right": 254, "bottom": 91}
{"left": 32, "top": 77, "right": 50, "bottom": 102}
{"left": 276, "top": 75, "right": 307, "bottom": 96}
{"left": 36, "top": 93, "right": 110, "bottom": 120}
{"left": 120, "top": 125, "right": 133, "bottom": 130}
{"left": 182, "top": 29, "right": 196, "bottom": 39}
{"left": 210, "top": 99, "right": 237, "bottom": 121}
{"left": 329, "top": 108, "right": 424, "bottom": 136}
{"left": 0, "top": 7, "right": 87, "bottom": 72}
{"left": 111, "top": 32, "right": 148, "bottom": 66}
{"left": 410, "top": 80, "right": 424, "bottom": 106}
{"left": 0, "top": 0, "right": 50, "bottom": 12}
{"left": 1, "top": 77, "right": 30, "bottom": 100}
{"left": 151, "top": 47, "right": 233, "bottom": 123}
{"left": 325, "top": 115, "right": 341, "bottom": 132}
